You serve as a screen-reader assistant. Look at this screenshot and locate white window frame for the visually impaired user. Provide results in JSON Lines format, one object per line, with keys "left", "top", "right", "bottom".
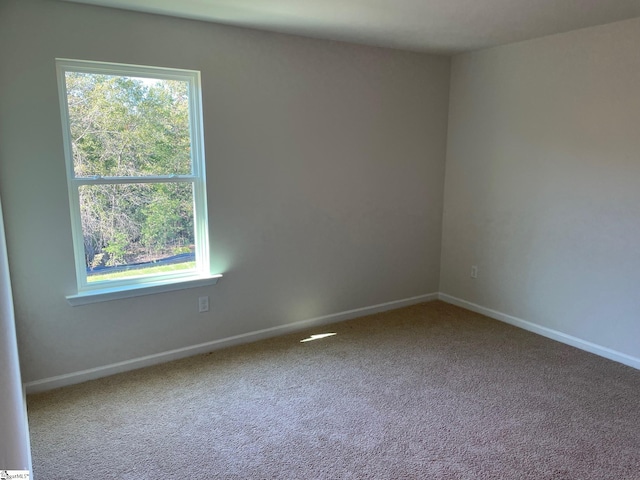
{"left": 56, "top": 59, "right": 220, "bottom": 305}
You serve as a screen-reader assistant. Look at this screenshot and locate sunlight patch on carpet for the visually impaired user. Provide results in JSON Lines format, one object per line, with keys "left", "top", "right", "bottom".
{"left": 300, "top": 333, "right": 337, "bottom": 343}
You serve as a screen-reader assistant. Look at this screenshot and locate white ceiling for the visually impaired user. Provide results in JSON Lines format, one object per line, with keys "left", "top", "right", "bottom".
{"left": 62, "top": 0, "right": 640, "bottom": 54}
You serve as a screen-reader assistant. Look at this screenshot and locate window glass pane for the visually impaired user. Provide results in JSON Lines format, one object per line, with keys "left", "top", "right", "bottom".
{"left": 80, "top": 183, "right": 195, "bottom": 283}
{"left": 65, "top": 72, "right": 192, "bottom": 177}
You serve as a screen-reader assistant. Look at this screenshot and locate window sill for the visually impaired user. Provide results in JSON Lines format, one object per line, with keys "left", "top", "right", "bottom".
{"left": 66, "top": 274, "right": 222, "bottom": 306}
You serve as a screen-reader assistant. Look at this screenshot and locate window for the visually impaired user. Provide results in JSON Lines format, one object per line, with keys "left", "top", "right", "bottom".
{"left": 57, "top": 59, "right": 219, "bottom": 305}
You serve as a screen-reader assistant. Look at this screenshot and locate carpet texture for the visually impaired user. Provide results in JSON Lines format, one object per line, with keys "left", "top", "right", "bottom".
{"left": 27, "top": 301, "right": 640, "bottom": 479}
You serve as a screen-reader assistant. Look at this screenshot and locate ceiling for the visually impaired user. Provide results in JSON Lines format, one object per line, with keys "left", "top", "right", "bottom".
{"left": 62, "top": 0, "right": 640, "bottom": 54}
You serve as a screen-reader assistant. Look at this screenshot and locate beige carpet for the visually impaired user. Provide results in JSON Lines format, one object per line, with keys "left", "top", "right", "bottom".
{"left": 27, "top": 301, "right": 640, "bottom": 479}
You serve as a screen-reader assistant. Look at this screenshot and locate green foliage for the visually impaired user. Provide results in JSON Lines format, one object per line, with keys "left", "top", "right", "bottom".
{"left": 66, "top": 72, "right": 196, "bottom": 269}
{"left": 103, "top": 232, "right": 129, "bottom": 266}
{"left": 141, "top": 188, "right": 182, "bottom": 253}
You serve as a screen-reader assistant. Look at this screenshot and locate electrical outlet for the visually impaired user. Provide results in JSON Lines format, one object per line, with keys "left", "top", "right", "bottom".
{"left": 198, "top": 296, "right": 209, "bottom": 313}
{"left": 471, "top": 265, "right": 478, "bottom": 279}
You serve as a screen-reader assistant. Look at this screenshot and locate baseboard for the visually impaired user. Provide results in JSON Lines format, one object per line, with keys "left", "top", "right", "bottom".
{"left": 25, "top": 292, "right": 439, "bottom": 394}
{"left": 24, "top": 291, "right": 639, "bottom": 393}
{"left": 438, "top": 293, "right": 640, "bottom": 371}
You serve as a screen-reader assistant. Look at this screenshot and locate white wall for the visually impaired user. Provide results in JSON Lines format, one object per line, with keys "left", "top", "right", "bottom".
{"left": 0, "top": 197, "right": 32, "bottom": 471}
{"left": 441, "top": 18, "right": 640, "bottom": 360}
{"left": 0, "top": 0, "right": 450, "bottom": 383}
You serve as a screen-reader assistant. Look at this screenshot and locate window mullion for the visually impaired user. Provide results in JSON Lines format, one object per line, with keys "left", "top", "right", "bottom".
{"left": 71, "top": 175, "right": 196, "bottom": 186}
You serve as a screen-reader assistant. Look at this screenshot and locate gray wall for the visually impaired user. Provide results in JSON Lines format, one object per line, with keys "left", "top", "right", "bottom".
{"left": 441, "top": 18, "right": 640, "bottom": 359}
{"left": 0, "top": 0, "right": 450, "bottom": 382}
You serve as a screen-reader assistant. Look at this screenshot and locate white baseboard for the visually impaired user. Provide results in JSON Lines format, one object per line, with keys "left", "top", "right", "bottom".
{"left": 438, "top": 293, "right": 640, "bottom": 371}
{"left": 25, "top": 292, "right": 439, "bottom": 394}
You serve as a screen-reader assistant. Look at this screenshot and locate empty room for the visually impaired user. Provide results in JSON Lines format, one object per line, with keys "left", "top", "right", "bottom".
{"left": 1, "top": 0, "right": 639, "bottom": 478}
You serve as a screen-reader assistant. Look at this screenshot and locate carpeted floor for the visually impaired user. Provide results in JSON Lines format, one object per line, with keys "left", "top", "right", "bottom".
{"left": 27, "top": 301, "right": 640, "bottom": 479}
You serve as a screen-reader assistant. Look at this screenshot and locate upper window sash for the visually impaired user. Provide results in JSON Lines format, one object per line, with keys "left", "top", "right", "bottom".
{"left": 58, "top": 59, "right": 206, "bottom": 180}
